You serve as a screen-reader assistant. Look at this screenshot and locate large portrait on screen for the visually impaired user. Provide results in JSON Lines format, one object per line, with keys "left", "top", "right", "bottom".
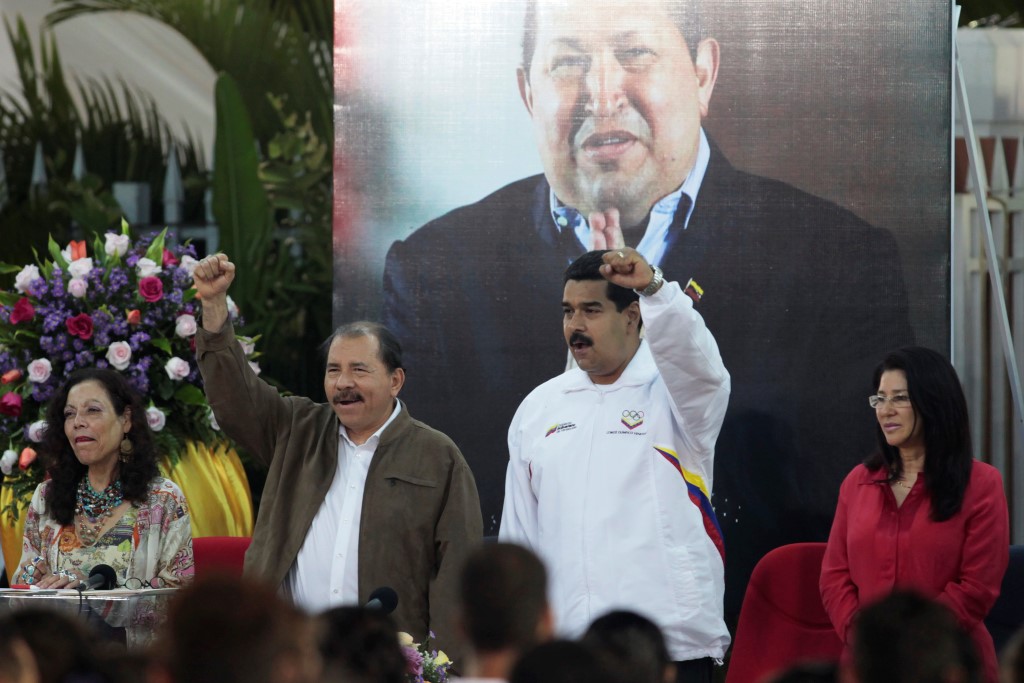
{"left": 333, "top": 0, "right": 951, "bottom": 619}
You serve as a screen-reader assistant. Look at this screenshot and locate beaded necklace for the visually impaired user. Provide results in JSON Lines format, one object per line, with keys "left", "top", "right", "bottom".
{"left": 75, "top": 478, "right": 124, "bottom": 546}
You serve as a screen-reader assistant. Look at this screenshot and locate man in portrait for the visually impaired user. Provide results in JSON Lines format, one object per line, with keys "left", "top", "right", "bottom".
{"left": 381, "top": 0, "right": 916, "bottom": 617}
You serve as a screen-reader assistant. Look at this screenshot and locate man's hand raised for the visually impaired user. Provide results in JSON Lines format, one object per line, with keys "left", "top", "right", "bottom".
{"left": 600, "top": 248, "right": 657, "bottom": 292}
{"left": 192, "top": 254, "right": 236, "bottom": 332}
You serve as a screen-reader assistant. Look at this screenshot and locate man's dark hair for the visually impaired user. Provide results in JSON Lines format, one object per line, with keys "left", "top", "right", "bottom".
{"left": 564, "top": 250, "right": 639, "bottom": 314}
{"left": 851, "top": 591, "right": 980, "bottom": 683}
{"left": 510, "top": 640, "right": 616, "bottom": 683}
{"left": 459, "top": 542, "right": 548, "bottom": 652}
{"left": 318, "top": 607, "right": 406, "bottom": 683}
{"left": 521, "top": 0, "right": 702, "bottom": 78}
{"left": 164, "top": 576, "right": 312, "bottom": 683}
{"left": 864, "top": 346, "right": 972, "bottom": 522}
{"left": 41, "top": 367, "right": 160, "bottom": 525}
{"left": 581, "top": 610, "right": 670, "bottom": 683}
{"left": 321, "top": 321, "right": 404, "bottom": 372}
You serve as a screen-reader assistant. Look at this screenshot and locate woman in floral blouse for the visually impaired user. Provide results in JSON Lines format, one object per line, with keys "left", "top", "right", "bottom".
{"left": 17, "top": 368, "right": 193, "bottom": 589}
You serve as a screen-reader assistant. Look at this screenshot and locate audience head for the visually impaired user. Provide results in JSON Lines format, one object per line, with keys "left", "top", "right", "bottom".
{"left": 581, "top": 610, "right": 673, "bottom": 683}
{"left": 867, "top": 346, "right": 972, "bottom": 521}
{"left": 41, "top": 367, "right": 159, "bottom": 525}
{"left": 162, "top": 576, "right": 319, "bottom": 683}
{"left": 458, "top": 542, "right": 552, "bottom": 654}
{"left": 317, "top": 607, "right": 406, "bottom": 683}
{"left": 0, "top": 609, "right": 96, "bottom": 683}
{"left": 509, "top": 640, "right": 615, "bottom": 683}
{"left": 1002, "top": 626, "right": 1024, "bottom": 683}
{"left": 850, "top": 590, "right": 979, "bottom": 683}
{"left": 0, "top": 615, "right": 39, "bottom": 683}
{"left": 766, "top": 662, "right": 839, "bottom": 683}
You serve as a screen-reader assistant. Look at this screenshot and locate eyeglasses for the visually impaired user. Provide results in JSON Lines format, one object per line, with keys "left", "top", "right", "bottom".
{"left": 119, "top": 577, "right": 164, "bottom": 590}
{"left": 868, "top": 394, "right": 911, "bottom": 409}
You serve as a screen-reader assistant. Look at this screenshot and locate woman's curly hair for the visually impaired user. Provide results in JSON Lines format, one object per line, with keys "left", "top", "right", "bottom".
{"left": 40, "top": 368, "right": 159, "bottom": 525}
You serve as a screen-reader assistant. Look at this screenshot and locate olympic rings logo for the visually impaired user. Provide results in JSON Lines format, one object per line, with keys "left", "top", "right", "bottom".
{"left": 622, "top": 410, "right": 645, "bottom": 421}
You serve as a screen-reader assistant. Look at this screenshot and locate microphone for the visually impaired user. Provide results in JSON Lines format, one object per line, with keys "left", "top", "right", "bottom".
{"left": 365, "top": 586, "right": 398, "bottom": 614}
{"left": 78, "top": 564, "right": 117, "bottom": 591}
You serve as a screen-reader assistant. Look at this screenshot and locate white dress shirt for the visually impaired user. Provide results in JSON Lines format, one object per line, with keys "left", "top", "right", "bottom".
{"left": 284, "top": 400, "right": 401, "bottom": 613}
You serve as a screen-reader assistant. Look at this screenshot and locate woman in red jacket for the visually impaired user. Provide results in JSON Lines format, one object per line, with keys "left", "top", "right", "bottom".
{"left": 820, "top": 346, "right": 1009, "bottom": 683}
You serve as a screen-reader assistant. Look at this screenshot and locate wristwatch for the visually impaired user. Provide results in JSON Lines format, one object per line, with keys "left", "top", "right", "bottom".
{"left": 636, "top": 265, "right": 664, "bottom": 297}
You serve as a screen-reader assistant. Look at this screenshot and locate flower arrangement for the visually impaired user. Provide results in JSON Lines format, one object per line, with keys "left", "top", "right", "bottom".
{"left": 399, "top": 632, "right": 452, "bottom": 683}
{"left": 0, "top": 222, "right": 258, "bottom": 515}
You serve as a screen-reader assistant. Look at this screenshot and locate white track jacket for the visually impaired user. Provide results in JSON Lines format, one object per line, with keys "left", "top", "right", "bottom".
{"left": 499, "top": 280, "right": 731, "bottom": 661}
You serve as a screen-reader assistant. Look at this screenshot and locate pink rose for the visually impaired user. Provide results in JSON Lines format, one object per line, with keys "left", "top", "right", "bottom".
{"left": 126, "top": 309, "right": 141, "bottom": 326}
{"left": 146, "top": 407, "right": 166, "bottom": 432}
{"left": 68, "top": 277, "right": 89, "bottom": 298}
{"left": 1, "top": 369, "right": 22, "bottom": 384}
{"left": 164, "top": 357, "right": 190, "bottom": 381}
{"left": 106, "top": 341, "right": 132, "bottom": 371}
{"left": 27, "top": 359, "right": 52, "bottom": 383}
{"left": 18, "top": 447, "right": 37, "bottom": 470}
{"left": 9, "top": 297, "right": 34, "bottom": 324}
{"left": 27, "top": 358, "right": 52, "bottom": 383}
{"left": 66, "top": 313, "right": 94, "bottom": 340}
{"left": 174, "top": 314, "right": 197, "bottom": 338}
{"left": 162, "top": 248, "right": 179, "bottom": 267}
{"left": 26, "top": 420, "right": 47, "bottom": 442}
{"left": 0, "top": 392, "right": 22, "bottom": 417}
{"left": 138, "top": 276, "right": 164, "bottom": 303}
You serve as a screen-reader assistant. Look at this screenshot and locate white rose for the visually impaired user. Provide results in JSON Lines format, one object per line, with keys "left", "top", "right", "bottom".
{"left": 67, "top": 257, "right": 94, "bottom": 279}
{"left": 14, "top": 265, "right": 40, "bottom": 294}
{"left": 136, "top": 257, "right": 162, "bottom": 278}
{"left": 226, "top": 295, "right": 240, "bottom": 320}
{"left": 0, "top": 449, "right": 17, "bottom": 476}
{"left": 106, "top": 341, "right": 133, "bottom": 371}
{"left": 174, "top": 314, "right": 197, "bottom": 338}
{"left": 68, "top": 277, "right": 89, "bottom": 298}
{"left": 248, "top": 361, "right": 261, "bottom": 376}
{"left": 104, "top": 233, "right": 131, "bottom": 257}
{"left": 164, "top": 357, "right": 190, "bottom": 381}
{"left": 27, "top": 359, "right": 52, "bottom": 383}
{"left": 26, "top": 420, "right": 47, "bottom": 443}
{"left": 146, "top": 407, "right": 167, "bottom": 432}
{"left": 237, "top": 338, "right": 256, "bottom": 356}
{"left": 208, "top": 408, "right": 220, "bottom": 431}
{"left": 179, "top": 255, "right": 199, "bottom": 276}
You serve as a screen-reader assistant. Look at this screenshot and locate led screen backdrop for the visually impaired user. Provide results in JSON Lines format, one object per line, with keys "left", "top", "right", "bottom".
{"left": 333, "top": 0, "right": 952, "bottom": 620}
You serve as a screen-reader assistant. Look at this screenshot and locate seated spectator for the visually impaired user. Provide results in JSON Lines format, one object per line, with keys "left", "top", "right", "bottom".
{"left": 509, "top": 641, "right": 614, "bottom": 683}
{"left": 317, "top": 606, "right": 406, "bottom": 683}
{"left": 457, "top": 542, "right": 553, "bottom": 682}
{"left": 0, "top": 615, "right": 40, "bottom": 683}
{"left": 848, "top": 590, "right": 980, "bottom": 683}
{"left": 1, "top": 609, "right": 97, "bottom": 683}
{"left": 581, "top": 611, "right": 674, "bottom": 683}
{"left": 764, "top": 662, "right": 839, "bottom": 683}
{"left": 160, "top": 576, "right": 319, "bottom": 683}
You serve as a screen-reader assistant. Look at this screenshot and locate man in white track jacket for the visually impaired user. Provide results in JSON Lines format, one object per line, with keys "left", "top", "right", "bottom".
{"left": 500, "top": 224, "right": 731, "bottom": 681}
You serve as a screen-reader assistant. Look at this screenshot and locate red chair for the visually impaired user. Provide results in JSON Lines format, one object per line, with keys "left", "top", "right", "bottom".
{"left": 192, "top": 536, "right": 252, "bottom": 578}
{"left": 725, "top": 543, "right": 843, "bottom": 683}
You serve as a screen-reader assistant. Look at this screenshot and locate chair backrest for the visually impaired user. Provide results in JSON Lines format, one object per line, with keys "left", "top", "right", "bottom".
{"left": 192, "top": 536, "right": 252, "bottom": 579}
{"left": 725, "top": 542, "right": 842, "bottom": 683}
{"left": 985, "top": 544, "right": 1024, "bottom": 655}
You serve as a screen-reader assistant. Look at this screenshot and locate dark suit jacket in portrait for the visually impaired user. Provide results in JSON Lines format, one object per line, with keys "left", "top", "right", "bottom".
{"left": 382, "top": 140, "right": 914, "bottom": 619}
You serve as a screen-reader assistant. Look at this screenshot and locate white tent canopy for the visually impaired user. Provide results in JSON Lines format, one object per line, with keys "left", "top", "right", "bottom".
{"left": 0, "top": 0, "right": 215, "bottom": 156}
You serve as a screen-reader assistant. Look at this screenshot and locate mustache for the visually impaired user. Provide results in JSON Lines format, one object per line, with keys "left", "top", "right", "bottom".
{"left": 332, "top": 390, "right": 363, "bottom": 403}
{"left": 569, "top": 332, "right": 593, "bottom": 347}
{"left": 571, "top": 110, "right": 651, "bottom": 151}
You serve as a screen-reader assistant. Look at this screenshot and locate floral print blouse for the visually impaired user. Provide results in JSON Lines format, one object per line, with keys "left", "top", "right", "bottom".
{"left": 17, "top": 476, "right": 195, "bottom": 588}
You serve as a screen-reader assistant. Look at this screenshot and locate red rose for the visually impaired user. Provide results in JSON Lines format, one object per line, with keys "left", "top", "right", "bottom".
{"left": 126, "top": 309, "right": 141, "bottom": 325}
{"left": 162, "top": 248, "right": 179, "bottom": 268}
{"left": 9, "top": 297, "right": 34, "bottom": 325}
{"left": 66, "top": 313, "right": 94, "bottom": 340}
{"left": 0, "top": 392, "right": 22, "bottom": 417}
{"left": 139, "top": 276, "right": 164, "bottom": 303}
{"left": 1, "top": 369, "right": 21, "bottom": 384}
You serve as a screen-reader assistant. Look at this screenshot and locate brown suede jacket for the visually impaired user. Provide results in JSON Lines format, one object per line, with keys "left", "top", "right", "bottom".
{"left": 196, "top": 322, "right": 482, "bottom": 661}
